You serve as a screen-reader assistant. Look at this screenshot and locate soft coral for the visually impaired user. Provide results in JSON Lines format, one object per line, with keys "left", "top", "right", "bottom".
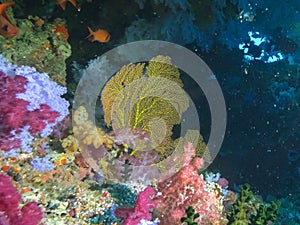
{"left": 0, "top": 174, "right": 43, "bottom": 225}
{"left": 115, "top": 187, "right": 157, "bottom": 225}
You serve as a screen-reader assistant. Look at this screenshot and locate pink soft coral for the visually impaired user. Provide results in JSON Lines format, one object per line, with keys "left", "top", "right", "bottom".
{"left": 115, "top": 187, "right": 157, "bottom": 225}
{"left": 0, "top": 71, "right": 59, "bottom": 151}
{"left": 153, "top": 143, "right": 225, "bottom": 225}
{"left": 0, "top": 174, "right": 43, "bottom": 225}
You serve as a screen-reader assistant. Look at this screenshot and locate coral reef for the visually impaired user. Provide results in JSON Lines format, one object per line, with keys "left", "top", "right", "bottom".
{"left": 0, "top": 144, "right": 118, "bottom": 224}
{"left": 72, "top": 106, "right": 113, "bottom": 149}
{"left": 63, "top": 105, "right": 206, "bottom": 184}
{"left": 30, "top": 155, "right": 55, "bottom": 172}
{"left": 0, "top": 1, "right": 292, "bottom": 224}
{"left": 0, "top": 16, "right": 71, "bottom": 85}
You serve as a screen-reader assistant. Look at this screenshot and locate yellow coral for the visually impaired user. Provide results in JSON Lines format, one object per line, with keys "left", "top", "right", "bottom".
{"left": 146, "top": 55, "right": 183, "bottom": 86}
{"left": 80, "top": 126, "right": 113, "bottom": 149}
{"left": 153, "top": 130, "right": 206, "bottom": 174}
{"left": 101, "top": 55, "right": 189, "bottom": 157}
{"left": 72, "top": 106, "right": 113, "bottom": 149}
{"left": 112, "top": 80, "right": 187, "bottom": 130}
{"left": 101, "top": 63, "right": 145, "bottom": 126}
{"left": 61, "top": 135, "right": 79, "bottom": 153}
{"left": 73, "top": 106, "right": 89, "bottom": 125}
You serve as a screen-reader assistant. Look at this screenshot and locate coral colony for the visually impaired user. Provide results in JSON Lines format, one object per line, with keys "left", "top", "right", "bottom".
{"left": 0, "top": 55, "right": 69, "bottom": 154}
{"left": 2, "top": 0, "right": 300, "bottom": 224}
{"left": 0, "top": 52, "right": 280, "bottom": 225}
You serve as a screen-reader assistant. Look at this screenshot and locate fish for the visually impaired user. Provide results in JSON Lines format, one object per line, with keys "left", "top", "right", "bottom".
{"left": 86, "top": 26, "right": 110, "bottom": 43}
{"left": 0, "top": 1, "right": 18, "bottom": 38}
{"left": 57, "top": 0, "right": 80, "bottom": 11}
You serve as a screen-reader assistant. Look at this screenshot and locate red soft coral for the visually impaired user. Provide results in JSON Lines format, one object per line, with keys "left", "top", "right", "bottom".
{"left": 0, "top": 174, "right": 43, "bottom": 225}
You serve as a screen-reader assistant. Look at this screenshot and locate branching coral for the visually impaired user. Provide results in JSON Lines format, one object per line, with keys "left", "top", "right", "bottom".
{"left": 61, "top": 106, "right": 114, "bottom": 179}
{"left": 153, "top": 130, "right": 206, "bottom": 181}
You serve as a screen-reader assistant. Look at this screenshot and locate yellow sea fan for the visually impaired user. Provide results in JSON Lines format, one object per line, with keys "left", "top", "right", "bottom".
{"left": 101, "top": 55, "right": 189, "bottom": 156}
{"left": 151, "top": 128, "right": 175, "bottom": 160}
{"left": 153, "top": 130, "right": 206, "bottom": 174}
{"left": 111, "top": 76, "right": 189, "bottom": 130}
{"left": 145, "top": 117, "right": 168, "bottom": 148}
{"left": 110, "top": 76, "right": 189, "bottom": 156}
{"left": 130, "top": 97, "right": 180, "bottom": 129}
{"left": 146, "top": 55, "right": 183, "bottom": 86}
{"left": 101, "top": 63, "right": 145, "bottom": 126}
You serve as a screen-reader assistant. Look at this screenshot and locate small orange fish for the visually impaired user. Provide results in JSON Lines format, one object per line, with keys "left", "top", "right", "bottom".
{"left": 57, "top": 0, "right": 80, "bottom": 11}
{"left": 86, "top": 26, "right": 110, "bottom": 43}
{"left": 0, "top": 1, "right": 18, "bottom": 38}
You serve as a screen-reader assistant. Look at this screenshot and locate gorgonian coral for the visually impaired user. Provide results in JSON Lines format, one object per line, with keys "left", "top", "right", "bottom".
{"left": 101, "top": 55, "right": 189, "bottom": 157}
